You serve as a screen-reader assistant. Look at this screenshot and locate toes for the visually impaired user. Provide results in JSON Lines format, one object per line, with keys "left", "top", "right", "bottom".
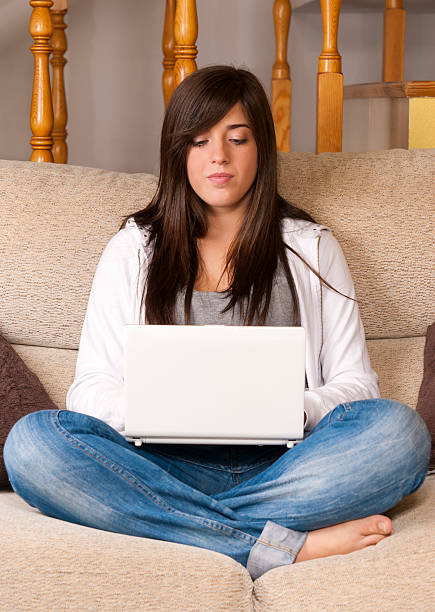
{"left": 363, "top": 515, "right": 393, "bottom": 536}
{"left": 362, "top": 533, "right": 388, "bottom": 547}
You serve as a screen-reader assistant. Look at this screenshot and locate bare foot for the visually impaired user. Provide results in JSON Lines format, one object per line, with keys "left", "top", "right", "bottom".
{"left": 295, "top": 515, "right": 393, "bottom": 563}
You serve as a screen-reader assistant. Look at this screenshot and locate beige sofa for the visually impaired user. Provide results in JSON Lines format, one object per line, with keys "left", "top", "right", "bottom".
{"left": 0, "top": 150, "right": 434, "bottom": 611}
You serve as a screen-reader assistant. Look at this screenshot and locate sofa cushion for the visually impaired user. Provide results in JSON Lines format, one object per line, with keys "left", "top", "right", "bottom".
{"left": 416, "top": 322, "right": 435, "bottom": 470}
{"left": 0, "top": 335, "right": 57, "bottom": 487}
{"left": 0, "top": 491, "right": 254, "bottom": 611}
{"left": 252, "top": 475, "right": 435, "bottom": 611}
{"left": 1, "top": 477, "right": 433, "bottom": 611}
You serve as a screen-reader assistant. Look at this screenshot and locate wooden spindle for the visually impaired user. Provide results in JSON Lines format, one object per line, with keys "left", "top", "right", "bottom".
{"left": 316, "top": 0, "right": 343, "bottom": 153}
{"left": 383, "top": 0, "right": 405, "bottom": 82}
{"left": 50, "top": 0, "right": 68, "bottom": 163}
{"left": 174, "top": 0, "right": 198, "bottom": 88}
{"left": 162, "top": 0, "right": 177, "bottom": 108}
{"left": 29, "top": 0, "right": 54, "bottom": 162}
{"left": 272, "top": 0, "right": 292, "bottom": 152}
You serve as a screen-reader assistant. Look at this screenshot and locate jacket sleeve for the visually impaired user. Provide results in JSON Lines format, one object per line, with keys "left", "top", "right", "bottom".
{"left": 66, "top": 227, "right": 142, "bottom": 434}
{"left": 304, "top": 230, "right": 380, "bottom": 430}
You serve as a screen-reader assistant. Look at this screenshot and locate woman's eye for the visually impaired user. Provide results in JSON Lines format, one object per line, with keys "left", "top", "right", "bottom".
{"left": 191, "top": 140, "right": 207, "bottom": 147}
{"left": 191, "top": 138, "right": 248, "bottom": 147}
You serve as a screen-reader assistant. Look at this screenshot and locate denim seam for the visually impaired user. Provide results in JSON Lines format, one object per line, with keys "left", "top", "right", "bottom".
{"left": 340, "top": 402, "right": 353, "bottom": 420}
{"left": 256, "top": 537, "right": 297, "bottom": 557}
{"left": 49, "top": 411, "right": 257, "bottom": 547}
{"left": 49, "top": 412, "right": 177, "bottom": 513}
{"left": 328, "top": 402, "right": 353, "bottom": 424}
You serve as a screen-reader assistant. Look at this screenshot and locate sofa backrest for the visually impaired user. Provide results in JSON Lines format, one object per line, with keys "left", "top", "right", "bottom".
{"left": 0, "top": 150, "right": 433, "bottom": 409}
{"left": 277, "top": 149, "right": 434, "bottom": 340}
{"left": 0, "top": 160, "right": 158, "bottom": 349}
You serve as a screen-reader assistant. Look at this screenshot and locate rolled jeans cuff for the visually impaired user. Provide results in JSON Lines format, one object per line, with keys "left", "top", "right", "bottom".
{"left": 246, "top": 520, "right": 308, "bottom": 580}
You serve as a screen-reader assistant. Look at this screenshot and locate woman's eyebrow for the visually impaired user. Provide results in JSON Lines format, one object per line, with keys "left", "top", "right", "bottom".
{"left": 226, "top": 123, "right": 251, "bottom": 130}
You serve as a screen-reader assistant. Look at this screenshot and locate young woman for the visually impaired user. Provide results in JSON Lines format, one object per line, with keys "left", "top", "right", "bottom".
{"left": 4, "top": 66, "right": 430, "bottom": 579}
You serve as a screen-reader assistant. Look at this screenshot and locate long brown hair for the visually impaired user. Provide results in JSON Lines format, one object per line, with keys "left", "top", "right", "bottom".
{"left": 127, "top": 65, "right": 316, "bottom": 325}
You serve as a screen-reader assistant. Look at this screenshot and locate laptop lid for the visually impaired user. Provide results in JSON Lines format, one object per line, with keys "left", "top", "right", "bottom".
{"left": 124, "top": 325, "right": 305, "bottom": 446}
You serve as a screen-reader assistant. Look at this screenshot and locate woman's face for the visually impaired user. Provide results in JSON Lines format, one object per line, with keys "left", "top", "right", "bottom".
{"left": 186, "top": 102, "right": 258, "bottom": 216}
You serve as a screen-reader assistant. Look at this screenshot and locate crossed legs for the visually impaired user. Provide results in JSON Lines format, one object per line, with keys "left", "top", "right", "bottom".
{"left": 4, "top": 399, "right": 431, "bottom": 578}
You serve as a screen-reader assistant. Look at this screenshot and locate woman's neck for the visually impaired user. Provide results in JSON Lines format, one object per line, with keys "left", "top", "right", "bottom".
{"left": 202, "top": 205, "right": 246, "bottom": 244}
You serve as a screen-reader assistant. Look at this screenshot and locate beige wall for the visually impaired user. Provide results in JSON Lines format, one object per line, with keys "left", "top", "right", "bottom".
{"left": 0, "top": 1, "right": 433, "bottom": 173}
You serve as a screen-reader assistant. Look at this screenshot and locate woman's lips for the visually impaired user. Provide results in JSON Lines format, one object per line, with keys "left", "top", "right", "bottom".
{"left": 207, "top": 173, "right": 233, "bottom": 184}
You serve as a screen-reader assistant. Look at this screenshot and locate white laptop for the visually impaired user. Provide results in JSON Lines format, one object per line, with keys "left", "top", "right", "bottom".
{"left": 124, "top": 325, "right": 305, "bottom": 447}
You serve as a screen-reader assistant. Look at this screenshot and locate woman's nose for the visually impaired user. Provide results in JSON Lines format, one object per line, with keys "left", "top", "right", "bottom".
{"left": 210, "top": 139, "right": 228, "bottom": 164}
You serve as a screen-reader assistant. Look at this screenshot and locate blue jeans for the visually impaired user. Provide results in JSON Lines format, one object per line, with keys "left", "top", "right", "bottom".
{"left": 4, "top": 399, "right": 431, "bottom": 579}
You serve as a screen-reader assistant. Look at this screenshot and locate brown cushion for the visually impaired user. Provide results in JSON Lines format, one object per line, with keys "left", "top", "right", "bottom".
{"left": 416, "top": 322, "right": 435, "bottom": 471}
{"left": 0, "top": 335, "right": 57, "bottom": 486}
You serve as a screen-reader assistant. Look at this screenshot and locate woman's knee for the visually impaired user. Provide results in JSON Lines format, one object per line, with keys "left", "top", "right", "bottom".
{"left": 356, "top": 398, "right": 428, "bottom": 438}
{"left": 4, "top": 410, "right": 58, "bottom": 486}
{"left": 348, "top": 398, "right": 431, "bottom": 471}
{"left": 4, "top": 409, "right": 128, "bottom": 493}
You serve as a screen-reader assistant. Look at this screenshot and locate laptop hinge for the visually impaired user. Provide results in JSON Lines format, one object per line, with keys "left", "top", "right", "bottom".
{"left": 125, "top": 436, "right": 302, "bottom": 447}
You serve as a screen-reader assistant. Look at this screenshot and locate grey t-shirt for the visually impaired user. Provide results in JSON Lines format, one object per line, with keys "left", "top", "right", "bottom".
{"left": 174, "top": 261, "right": 296, "bottom": 326}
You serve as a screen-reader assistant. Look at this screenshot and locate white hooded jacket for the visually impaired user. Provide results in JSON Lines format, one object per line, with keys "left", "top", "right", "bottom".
{"left": 66, "top": 217, "right": 380, "bottom": 435}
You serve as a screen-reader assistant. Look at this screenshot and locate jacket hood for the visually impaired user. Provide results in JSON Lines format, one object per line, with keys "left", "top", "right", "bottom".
{"left": 280, "top": 217, "right": 329, "bottom": 239}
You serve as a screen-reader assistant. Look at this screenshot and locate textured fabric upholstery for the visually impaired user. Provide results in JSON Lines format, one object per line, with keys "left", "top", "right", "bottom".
{"left": 0, "top": 159, "right": 158, "bottom": 349}
{"left": 0, "top": 491, "right": 254, "bottom": 611}
{"left": 12, "top": 345, "right": 76, "bottom": 410}
{"left": 252, "top": 476, "right": 435, "bottom": 611}
{"left": 367, "top": 336, "right": 425, "bottom": 410}
{"left": 278, "top": 149, "right": 435, "bottom": 339}
{"left": 2, "top": 151, "right": 434, "bottom": 350}
{"left": 1, "top": 479, "right": 433, "bottom": 609}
